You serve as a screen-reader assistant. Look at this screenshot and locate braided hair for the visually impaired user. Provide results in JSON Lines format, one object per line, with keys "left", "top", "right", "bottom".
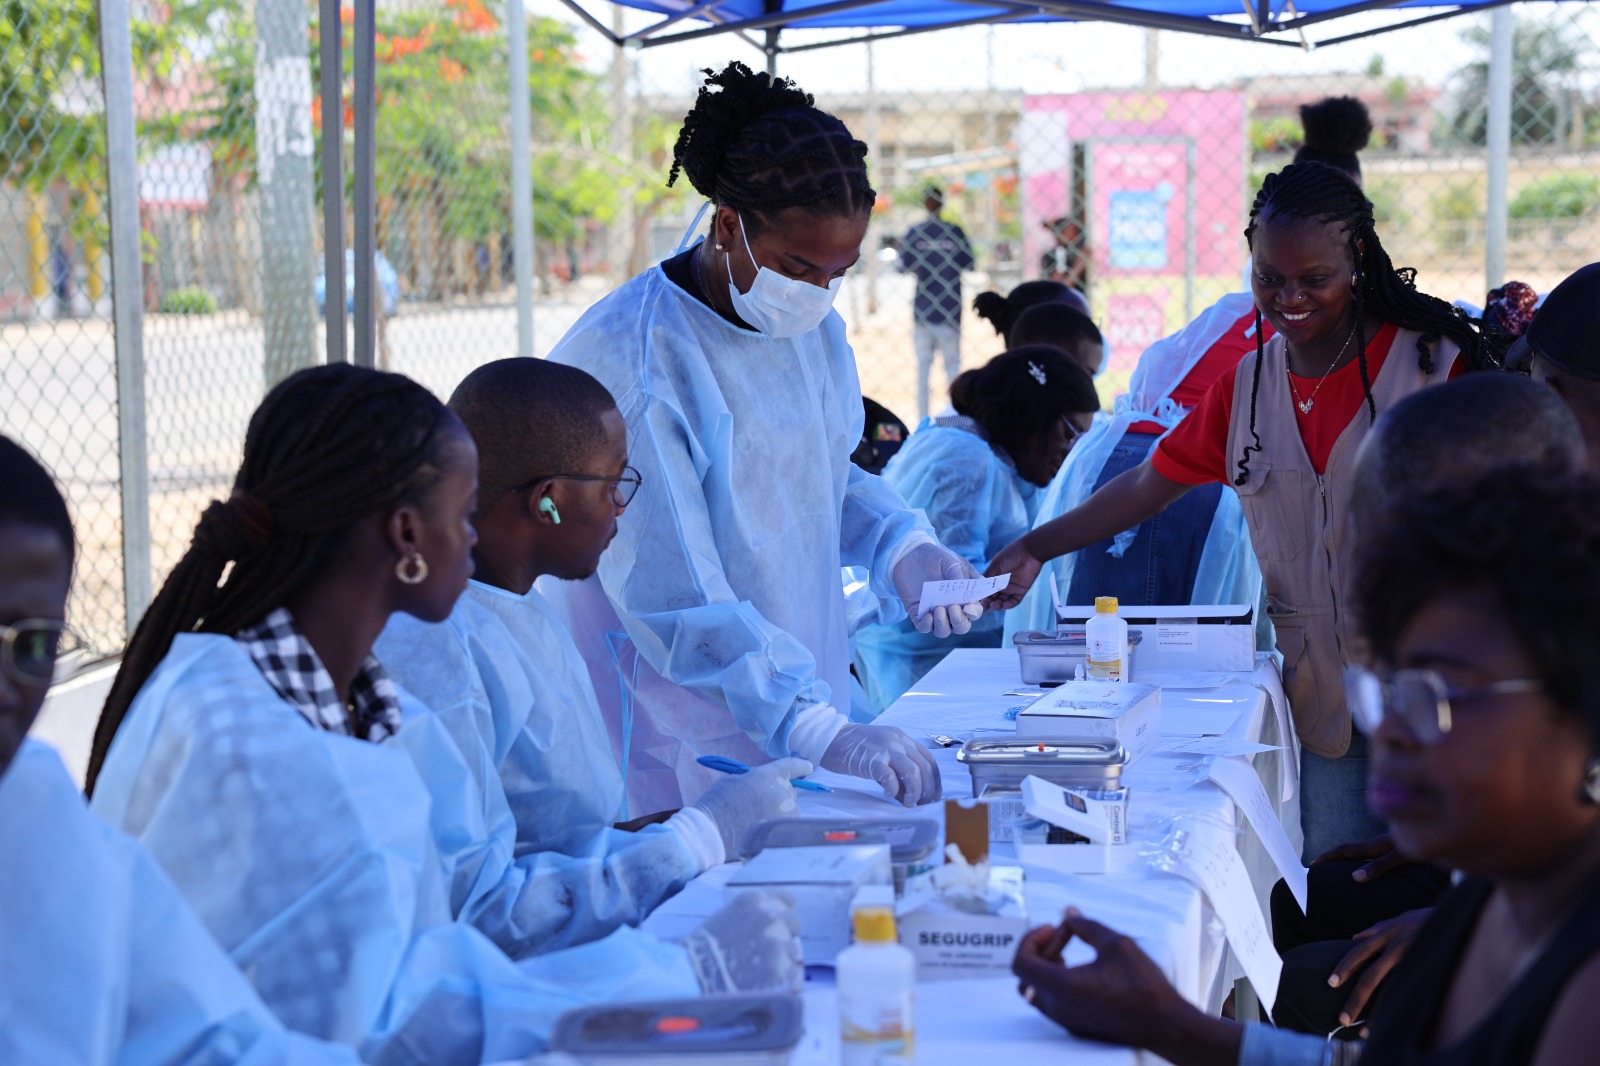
{"left": 87, "top": 364, "right": 458, "bottom": 794}
{"left": 668, "top": 61, "right": 874, "bottom": 234}
{"left": 1234, "top": 161, "right": 1495, "bottom": 485}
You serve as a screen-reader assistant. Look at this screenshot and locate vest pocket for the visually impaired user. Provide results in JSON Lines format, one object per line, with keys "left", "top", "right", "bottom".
{"left": 1273, "top": 616, "right": 1324, "bottom": 743}
{"left": 1231, "top": 460, "right": 1311, "bottom": 564}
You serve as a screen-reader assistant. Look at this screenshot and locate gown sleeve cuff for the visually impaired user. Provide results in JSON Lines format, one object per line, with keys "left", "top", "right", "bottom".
{"left": 1237, "top": 1022, "right": 1341, "bottom": 1066}
{"left": 787, "top": 702, "right": 848, "bottom": 764}
{"left": 666, "top": 805, "right": 726, "bottom": 872}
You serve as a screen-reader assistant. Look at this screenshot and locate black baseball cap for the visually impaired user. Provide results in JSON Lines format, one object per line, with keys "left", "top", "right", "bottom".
{"left": 1527, "top": 262, "right": 1600, "bottom": 380}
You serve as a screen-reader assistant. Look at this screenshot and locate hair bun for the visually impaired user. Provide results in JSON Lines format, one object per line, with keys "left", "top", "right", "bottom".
{"left": 669, "top": 61, "right": 815, "bottom": 198}
{"left": 1300, "top": 96, "right": 1373, "bottom": 155}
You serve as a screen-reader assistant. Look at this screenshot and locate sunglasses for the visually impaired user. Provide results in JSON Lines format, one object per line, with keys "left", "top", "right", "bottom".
{"left": 3, "top": 619, "right": 91, "bottom": 686}
{"left": 1343, "top": 665, "right": 1540, "bottom": 746}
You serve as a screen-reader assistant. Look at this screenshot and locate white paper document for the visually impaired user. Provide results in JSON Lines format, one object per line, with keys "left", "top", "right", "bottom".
{"left": 1160, "top": 701, "right": 1249, "bottom": 737}
{"left": 1168, "top": 827, "right": 1283, "bottom": 1013}
{"left": 919, "top": 574, "right": 1010, "bottom": 611}
{"left": 1207, "top": 755, "right": 1308, "bottom": 912}
{"left": 1143, "top": 670, "right": 1250, "bottom": 689}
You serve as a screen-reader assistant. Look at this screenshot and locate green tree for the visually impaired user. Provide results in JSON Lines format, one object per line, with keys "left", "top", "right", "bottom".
{"left": 1451, "top": 15, "right": 1593, "bottom": 146}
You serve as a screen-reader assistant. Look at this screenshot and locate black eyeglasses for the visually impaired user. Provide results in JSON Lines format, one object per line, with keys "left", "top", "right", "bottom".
{"left": 2, "top": 619, "right": 90, "bottom": 685}
{"left": 1343, "top": 665, "right": 1540, "bottom": 746}
{"left": 1061, "top": 416, "right": 1085, "bottom": 443}
{"left": 511, "top": 465, "right": 643, "bottom": 508}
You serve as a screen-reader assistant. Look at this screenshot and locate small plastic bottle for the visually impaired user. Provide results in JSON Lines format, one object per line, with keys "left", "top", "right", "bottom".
{"left": 1085, "top": 596, "right": 1127, "bottom": 683}
{"left": 837, "top": 901, "right": 915, "bottom": 1063}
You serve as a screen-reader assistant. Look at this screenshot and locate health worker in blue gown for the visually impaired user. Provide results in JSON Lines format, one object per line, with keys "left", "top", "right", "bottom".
{"left": 0, "top": 434, "right": 360, "bottom": 1066}
{"left": 546, "top": 62, "right": 982, "bottom": 815}
{"left": 83, "top": 365, "right": 806, "bottom": 1064}
{"left": 854, "top": 346, "right": 1099, "bottom": 713}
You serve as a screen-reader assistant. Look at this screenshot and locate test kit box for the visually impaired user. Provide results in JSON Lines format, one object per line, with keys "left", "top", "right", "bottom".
{"left": 725, "top": 843, "right": 891, "bottom": 964}
{"left": 1016, "top": 680, "right": 1161, "bottom": 764}
{"left": 895, "top": 866, "right": 1029, "bottom": 981}
{"left": 1052, "top": 603, "right": 1256, "bottom": 674}
{"left": 1013, "top": 775, "right": 1132, "bottom": 875}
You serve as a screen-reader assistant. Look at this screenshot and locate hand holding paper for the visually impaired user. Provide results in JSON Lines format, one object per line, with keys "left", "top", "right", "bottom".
{"left": 891, "top": 542, "right": 988, "bottom": 637}
{"left": 919, "top": 574, "right": 1010, "bottom": 612}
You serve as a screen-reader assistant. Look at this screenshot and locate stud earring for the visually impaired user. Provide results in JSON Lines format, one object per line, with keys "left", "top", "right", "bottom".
{"left": 1351, "top": 272, "right": 1359, "bottom": 290}
{"left": 714, "top": 242, "right": 725, "bottom": 252}
{"left": 396, "top": 553, "right": 428, "bottom": 584}
{"left": 1583, "top": 759, "right": 1600, "bottom": 805}
{"left": 539, "top": 497, "right": 561, "bottom": 525}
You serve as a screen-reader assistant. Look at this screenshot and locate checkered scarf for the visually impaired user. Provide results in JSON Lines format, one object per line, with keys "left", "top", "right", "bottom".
{"left": 235, "top": 607, "right": 403, "bottom": 742}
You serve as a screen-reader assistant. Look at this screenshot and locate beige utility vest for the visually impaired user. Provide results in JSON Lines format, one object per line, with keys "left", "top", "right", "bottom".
{"left": 1225, "top": 327, "right": 1460, "bottom": 758}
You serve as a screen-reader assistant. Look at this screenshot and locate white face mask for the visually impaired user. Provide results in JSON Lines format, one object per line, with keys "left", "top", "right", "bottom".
{"left": 725, "top": 213, "right": 843, "bottom": 338}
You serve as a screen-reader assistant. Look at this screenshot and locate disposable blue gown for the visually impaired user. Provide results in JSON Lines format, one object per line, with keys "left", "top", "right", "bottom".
{"left": 90, "top": 634, "right": 701, "bottom": 1065}
{"left": 1003, "top": 293, "right": 1265, "bottom": 642}
{"left": 374, "top": 581, "right": 701, "bottom": 958}
{"left": 545, "top": 259, "right": 933, "bottom": 814}
{"left": 1, "top": 739, "right": 361, "bottom": 1066}
{"left": 853, "top": 421, "right": 1037, "bottom": 712}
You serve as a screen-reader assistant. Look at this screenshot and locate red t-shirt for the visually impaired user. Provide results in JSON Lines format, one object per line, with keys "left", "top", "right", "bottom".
{"left": 1153, "top": 322, "right": 1464, "bottom": 483}
{"left": 1129, "top": 310, "right": 1273, "bottom": 436}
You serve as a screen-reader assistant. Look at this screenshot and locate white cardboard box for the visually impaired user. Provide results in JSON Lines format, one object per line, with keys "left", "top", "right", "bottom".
{"left": 1016, "top": 680, "right": 1161, "bottom": 764}
{"left": 1053, "top": 603, "right": 1256, "bottom": 673}
{"left": 895, "top": 867, "right": 1029, "bottom": 980}
{"left": 725, "top": 843, "right": 891, "bottom": 964}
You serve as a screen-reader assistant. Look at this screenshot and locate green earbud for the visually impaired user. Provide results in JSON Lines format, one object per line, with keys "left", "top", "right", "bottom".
{"left": 538, "top": 497, "right": 561, "bottom": 525}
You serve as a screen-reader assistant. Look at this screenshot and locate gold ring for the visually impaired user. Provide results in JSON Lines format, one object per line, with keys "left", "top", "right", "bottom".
{"left": 1023, "top": 985, "right": 1037, "bottom": 1004}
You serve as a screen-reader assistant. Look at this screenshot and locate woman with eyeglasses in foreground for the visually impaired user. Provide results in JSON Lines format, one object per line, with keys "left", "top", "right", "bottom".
{"left": 1012, "top": 464, "right": 1600, "bottom": 1066}
{"left": 852, "top": 345, "right": 1098, "bottom": 714}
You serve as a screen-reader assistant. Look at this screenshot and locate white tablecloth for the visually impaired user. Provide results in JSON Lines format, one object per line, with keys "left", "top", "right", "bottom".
{"left": 639, "top": 648, "right": 1300, "bottom": 1065}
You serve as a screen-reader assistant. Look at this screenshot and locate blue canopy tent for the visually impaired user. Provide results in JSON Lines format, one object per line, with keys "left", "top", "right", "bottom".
{"left": 317, "top": 0, "right": 1526, "bottom": 366}
{"left": 553, "top": 0, "right": 1523, "bottom": 60}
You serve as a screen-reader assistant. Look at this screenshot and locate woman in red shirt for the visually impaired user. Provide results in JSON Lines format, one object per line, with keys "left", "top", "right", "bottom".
{"left": 987, "top": 162, "right": 1495, "bottom": 859}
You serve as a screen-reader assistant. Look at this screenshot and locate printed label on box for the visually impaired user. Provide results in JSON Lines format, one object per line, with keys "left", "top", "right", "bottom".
{"left": 897, "top": 912, "right": 1030, "bottom": 980}
{"left": 1156, "top": 623, "right": 1199, "bottom": 650}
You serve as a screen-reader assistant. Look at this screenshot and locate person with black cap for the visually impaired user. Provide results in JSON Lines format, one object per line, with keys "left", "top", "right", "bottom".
{"left": 1528, "top": 262, "right": 1600, "bottom": 472}
{"left": 901, "top": 186, "right": 976, "bottom": 420}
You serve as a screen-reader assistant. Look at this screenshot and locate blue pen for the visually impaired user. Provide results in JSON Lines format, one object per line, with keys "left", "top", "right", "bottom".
{"left": 697, "top": 754, "right": 832, "bottom": 792}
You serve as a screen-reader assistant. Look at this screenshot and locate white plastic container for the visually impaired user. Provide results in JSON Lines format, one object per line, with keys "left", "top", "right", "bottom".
{"left": 837, "top": 903, "right": 915, "bottom": 1064}
{"left": 1085, "top": 596, "right": 1128, "bottom": 682}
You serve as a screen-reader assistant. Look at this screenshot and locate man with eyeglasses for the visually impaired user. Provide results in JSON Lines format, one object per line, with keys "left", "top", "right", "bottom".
{"left": 376, "top": 358, "right": 809, "bottom": 961}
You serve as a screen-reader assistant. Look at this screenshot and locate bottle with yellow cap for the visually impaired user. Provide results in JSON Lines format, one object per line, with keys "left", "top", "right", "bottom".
{"left": 1085, "top": 596, "right": 1127, "bottom": 682}
{"left": 837, "top": 895, "right": 915, "bottom": 1063}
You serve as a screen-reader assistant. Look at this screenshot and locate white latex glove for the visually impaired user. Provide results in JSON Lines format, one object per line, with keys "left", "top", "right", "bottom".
{"left": 891, "top": 541, "right": 985, "bottom": 637}
{"left": 682, "top": 891, "right": 804, "bottom": 994}
{"left": 690, "top": 758, "right": 809, "bottom": 859}
{"left": 820, "top": 722, "right": 943, "bottom": 807}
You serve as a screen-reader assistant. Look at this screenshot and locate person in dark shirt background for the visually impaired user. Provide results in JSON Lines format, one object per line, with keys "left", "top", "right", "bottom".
{"left": 901, "top": 186, "right": 975, "bottom": 420}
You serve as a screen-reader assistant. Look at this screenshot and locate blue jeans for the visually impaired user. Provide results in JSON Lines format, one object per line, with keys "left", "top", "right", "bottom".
{"left": 1066, "top": 430, "right": 1227, "bottom": 606}
{"left": 1298, "top": 730, "right": 1387, "bottom": 863}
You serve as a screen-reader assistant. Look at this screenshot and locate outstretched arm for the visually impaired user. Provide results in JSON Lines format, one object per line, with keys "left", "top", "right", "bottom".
{"left": 984, "top": 458, "right": 1194, "bottom": 608}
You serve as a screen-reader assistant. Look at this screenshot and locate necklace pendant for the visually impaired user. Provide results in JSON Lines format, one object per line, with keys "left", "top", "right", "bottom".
{"left": 1297, "top": 398, "right": 1314, "bottom": 415}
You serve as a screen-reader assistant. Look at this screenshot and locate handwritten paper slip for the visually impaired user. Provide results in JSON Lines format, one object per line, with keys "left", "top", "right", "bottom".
{"left": 1168, "top": 827, "right": 1284, "bottom": 1014}
{"left": 1208, "top": 755, "right": 1308, "bottom": 912}
{"left": 919, "top": 574, "right": 1010, "bottom": 611}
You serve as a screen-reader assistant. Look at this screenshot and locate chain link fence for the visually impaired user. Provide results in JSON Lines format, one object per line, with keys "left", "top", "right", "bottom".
{"left": 5, "top": 0, "right": 1595, "bottom": 655}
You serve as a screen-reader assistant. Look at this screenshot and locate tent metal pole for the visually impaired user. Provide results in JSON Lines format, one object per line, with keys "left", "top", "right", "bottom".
{"left": 625, "top": 0, "right": 734, "bottom": 40}
{"left": 352, "top": 0, "right": 376, "bottom": 367}
{"left": 1485, "top": 4, "right": 1511, "bottom": 291}
{"left": 1307, "top": 0, "right": 1513, "bottom": 48}
{"left": 555, "top": 0, "right": 624, "bottom": 44}
{"left": 319, "top": 0, "right": 346, "bottom": 363}
{"left": 780, "top": 8, "right": 1033, "bottom": 53}
{"left": 644, "top": 0, "right": 893, "bottom": 48}
{"left": 1025, "top": 0, "right": 1290, "bottom": 43}
{"left": 97, "top": 0, "right": 154, "bottom": 632}
{"left": 1268, "top": 0, "right": 1409, "bottom": 32}
{"left": 510, "top": 0, "right": 536, "bottom": 359}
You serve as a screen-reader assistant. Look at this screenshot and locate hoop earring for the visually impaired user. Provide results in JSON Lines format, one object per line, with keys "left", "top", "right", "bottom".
{"left": 396, "top": 554, "right": 428, "bottom": 585}
{"left": 1583, "top": 760, "right": 1600, "bottom": 806}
